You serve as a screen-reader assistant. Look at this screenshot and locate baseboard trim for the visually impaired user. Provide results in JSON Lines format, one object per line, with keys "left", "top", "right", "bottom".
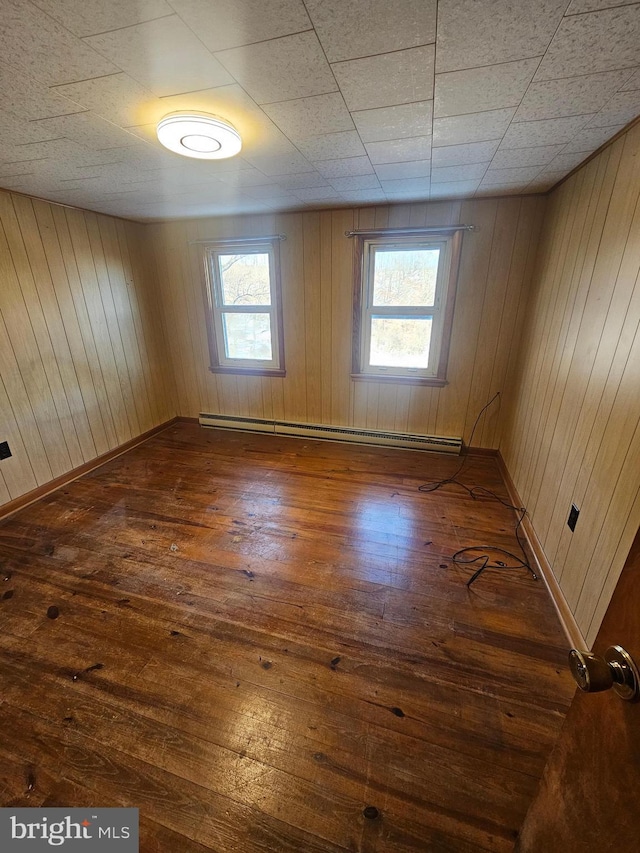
{"left": 465, "top": 446, "right": 499, "bottom": 457}
{"left": 497, "top": 451, "right": 588, "bottom": 651}
{"left": 0, "top": 417, "right": 179, "bottom": 522}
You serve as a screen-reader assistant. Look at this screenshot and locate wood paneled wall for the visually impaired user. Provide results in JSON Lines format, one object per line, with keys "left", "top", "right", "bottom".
{"left": 501, "top": 122, "right": 640, "bottom": 647}
{"left": 0, "top": 190, "right": 175, "bottom": 507}
{"left": 149, "top": 196, "right": 544, "bottom": 447}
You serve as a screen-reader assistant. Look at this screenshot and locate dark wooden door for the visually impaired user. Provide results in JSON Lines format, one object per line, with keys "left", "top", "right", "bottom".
{"left": 516, "top": 527, "right": 640, "bottom": 852}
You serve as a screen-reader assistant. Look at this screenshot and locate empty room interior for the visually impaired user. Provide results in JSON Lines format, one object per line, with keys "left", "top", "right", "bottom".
{"left": 1, "top": 1, "right": 640, "bottom": 851}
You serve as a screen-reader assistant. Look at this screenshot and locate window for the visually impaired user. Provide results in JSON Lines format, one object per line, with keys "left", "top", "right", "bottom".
{"left": 352, "top": 231, "right": 462, "bottom": 385}
{"left": 203, "top": 240, "right": 285, "bottom": 376}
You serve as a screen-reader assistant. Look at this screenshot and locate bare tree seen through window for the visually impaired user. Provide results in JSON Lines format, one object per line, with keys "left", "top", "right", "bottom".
{"left": 369, "top": 248, "right": 439, "bottom": 368}
{"left": 218, "top": 252, "right": 272, "bottom": 360}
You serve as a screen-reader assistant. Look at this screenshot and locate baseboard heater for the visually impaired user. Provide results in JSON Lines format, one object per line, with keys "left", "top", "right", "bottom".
{"left": 198, "top": 413, "right": 462, "bottom": 454}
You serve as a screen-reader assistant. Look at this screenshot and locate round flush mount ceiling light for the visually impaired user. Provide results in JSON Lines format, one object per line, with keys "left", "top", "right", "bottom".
{"left": 156, "top": 112, "right": 242, "bottom": 160}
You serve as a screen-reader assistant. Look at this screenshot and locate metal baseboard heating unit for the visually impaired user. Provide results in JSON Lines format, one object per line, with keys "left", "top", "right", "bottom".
{"left": 198, "top": 413, "right": 462, "bottom": 454}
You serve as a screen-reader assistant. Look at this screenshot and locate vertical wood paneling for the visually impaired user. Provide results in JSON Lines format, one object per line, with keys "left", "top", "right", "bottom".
{"left": 150, "top": 197, "right": 545, "bottom": 445}
{"left": 302, "top": 211, "right": 322, "bottom": 424}
{"left": 0, "top": 190, "right": 174, "bottom": 507}
{"left": 502, "top": 122, "right": 640, "bottom": 646}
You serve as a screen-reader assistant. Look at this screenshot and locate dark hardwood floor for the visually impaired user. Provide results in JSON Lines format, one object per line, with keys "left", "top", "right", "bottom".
{"left": 0, "top": 423, "right": 574, "bottom": 852}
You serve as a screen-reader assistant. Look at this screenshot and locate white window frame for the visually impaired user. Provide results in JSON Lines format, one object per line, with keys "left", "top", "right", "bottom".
{"left": 353, "top": 231, "right": 461, "bottom": 386}
{"left": 203, "top": 240, "right": 285, "bottom": 376}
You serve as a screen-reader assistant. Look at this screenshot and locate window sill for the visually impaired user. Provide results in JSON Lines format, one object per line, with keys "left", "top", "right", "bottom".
{"left": 209, "top": 366, "right": 286, "bottom": 378}
{"left": 351, "top": 373, "right": 448, "bottom": 387}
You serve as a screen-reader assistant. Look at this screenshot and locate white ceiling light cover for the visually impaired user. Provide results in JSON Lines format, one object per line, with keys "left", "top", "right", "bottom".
{"left": 156, "top": 112, "right": 242, "bottom": 159}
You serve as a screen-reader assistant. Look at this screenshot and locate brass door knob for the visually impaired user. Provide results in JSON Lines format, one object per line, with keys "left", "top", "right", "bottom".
{"left": 569, "top": 645, "right": 640, "bottom": 701}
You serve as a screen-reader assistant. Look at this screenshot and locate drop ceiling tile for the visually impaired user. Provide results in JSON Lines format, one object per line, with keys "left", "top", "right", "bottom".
{"left": 532, "top": 168, "right": 570, "bottom": 185}
{"left": 535, "top": 6, "right": 640, "bottom": 81}
{"left": 340, "top": 190, "right": 388, "bottom": 207}
{"left": 314, "top": 156, "right": 374, "bottom": 178}
{"left": 527, "top": 177, "right": 561, "bottom": 192}
{"left": 482, "top": 166, "right": 544, "bottom": 185}
{"left": 431, "top": 139, "right": 500, "bottom": 167}
{"left": 436, "top": 0, "right": 567, "bottom": 73}
{"left": 216, "top": 31, "right": 335, "bottom": 104}
{"left": 430, "top": 179, "right": 480, "bottom": 198}
{"left": 433, "top": 109, "right": 515, "bottom": 147}
{"left": 275, "top": 172, "right": 329, "bottom": 189}
{"left": 0, "top": 145, "right": 49, "bottom": 169}
{"left": 0, "top": 61, "right": 83, "bottom": 122}
{"left": 435, "top": 59, "right": 539, "bottom": 118}
{"left": 296, "top": 197, "right": 344, "bottom": 207}
{"left": 515, "top": 70, "right": 635, "bottom": 123}
{"left": 262, "top": 93, "right": 353, "bottom": 140}
{"left": 589, "top": 90, "right": 640, "bottom": 127}
{"left": 352, "top": 102, "right": 433, "bottom": 144}
{"left": 500, "top": 115, "right": 593, "bottom": 149}
{"left": 565, "top": 0, "right": 638, "bottom": 15}
{"left": 243, "top": 183, "right": 298, "bottom": 200}
{"left": 374, "top": 160, "right": 431, "bottom": 180}
{"left": 328, "top": 174, "right": 381, "bottom": 191}
{"left": 365, "top": 136, "right": 432, "bottom": 165}
{"left": 379, "top": 177, "right": 430, "bottom": 193}
{"left": 0, "top": 111, "right": 67, "bottom": 146}
{"left": 475, "top": 182, "right": 524, "bottom": 195}
{"left": 118, "top": 138, "right": 195, "bottom": 169}
{"left": 0, "top": 173, "right": 36, "bottom": 189}
{"left": 621, "top": 69, "right": 640, "bottom": 91}
{"left": 3, "top": 139, "right": 134, "bottom": 170}
{"left": 169, "top": 0, "right": 311, "bottom": 52}
{"left": 138, "top": 161, "right": 251, "bottom": 187}
{"left": 0, "top": 162, "right": 36, "bottom": 178}
{"left": 296, "top": 131, "right": 365, "bottom": 161}
{"left": 304, "top": 0, "right": 436, "bottom": 62}
{"left": 217, "top": 169, "right": 276, "bottom": 187}
{"left": 30, "top": 113, "right": 140, "bottom": 151}
{"left": 332, "top": 45, "right": 435, "bottom": 111}
{"left": 89, "top": 145, "right": 154, "bottom": 166}
{"left": 490, "top": 144, "right": 567, "bottom": 169}
{"left": 385, "top": 192, "right": 428, "bottom": 201}
{"left": 379, "top": 177, "right": 430, "bottom": 191}
{"left": 32, "top": 0, "right": 172, "bottom": 37}
{"left": 291, "top": 185, "right": 343, "bottom": 200}
{"left": 4, "top": 175, "right": 60, "bottom": 194}
{"left": 52, "top": 73, "right": 161, "bottom": 128}
{"left": 430, "top": 162, "right": 489, "bottom": 183}
{"left": 243, "top": 151, "right": 314, "bottom": 175}
{"left": 0, "top": 0, "right": 117, "bottom": 85}
{"left": 562, "top": 123, "right": 626, "bottom": 153}
{"left": 84, "top": 16, "right": 233, "bottom": 97}
{"left": 339, "top": 190, "right": 388, "bottom": 203}
{"left": 544, "top": 151, "right": 590, "bottom": 172}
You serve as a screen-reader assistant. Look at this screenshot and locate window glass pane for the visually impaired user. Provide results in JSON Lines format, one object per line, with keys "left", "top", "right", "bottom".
{"left": 219, "top": 252, "right": 271, "bottom": 305}
{"left": 223, "top": 312, "right": 272, "bottom": 360}
{"left": 370, "top": 316, "right": 432, "bottom": 368}
{"left": 372, "top": 248, "right": 440, "bottom": 307}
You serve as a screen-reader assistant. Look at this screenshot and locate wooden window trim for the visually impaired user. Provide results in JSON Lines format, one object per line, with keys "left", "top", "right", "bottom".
{"left": 351, "top": 229, "right": 462, "bottom": 385}
{"left": 201, "top": 239, "right": 286, "bottom": 377}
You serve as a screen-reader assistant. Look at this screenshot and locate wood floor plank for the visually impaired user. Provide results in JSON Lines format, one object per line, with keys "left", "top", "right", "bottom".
{"left": 0, "top": 424, "right": 573, "bottom": 852}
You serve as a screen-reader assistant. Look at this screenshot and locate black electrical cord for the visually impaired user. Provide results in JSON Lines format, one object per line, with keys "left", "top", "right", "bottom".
{"left": 418, "top": 391, "right": 500, "bottom": 493}
{"left": 418, "top": 392, "right": 538, "bottom": 587}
